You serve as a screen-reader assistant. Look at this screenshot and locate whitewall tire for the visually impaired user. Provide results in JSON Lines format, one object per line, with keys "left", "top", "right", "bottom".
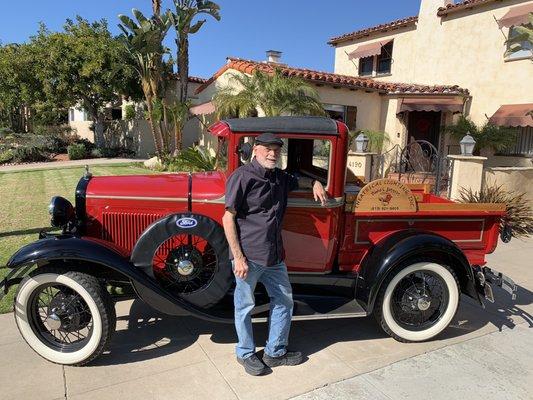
{"left": 375, "top": 262, "right": 459, "bottom": 342}
{"left": 14, "top": 266, "right": 115, "bottom": 365}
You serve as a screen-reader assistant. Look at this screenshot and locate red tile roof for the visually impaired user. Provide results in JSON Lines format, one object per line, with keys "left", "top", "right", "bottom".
{"left": 328, "top": 16, "right": 418, "bottom": 46}
{"left": 169, "top": 74, "right": 207, "bottom": 84}
{"left": 437, "top": 0, "right": 512, "bottom": 16}
{"left": 195, "top": 57, "right": 469, "bottom": 96}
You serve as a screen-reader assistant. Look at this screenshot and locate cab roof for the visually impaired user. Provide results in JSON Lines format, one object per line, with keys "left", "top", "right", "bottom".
{"left": 209, "top": 116, "right": 342, "bottom": 137}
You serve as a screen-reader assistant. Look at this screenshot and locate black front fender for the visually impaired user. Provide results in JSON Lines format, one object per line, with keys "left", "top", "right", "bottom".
{"left": 6, "top": 235, "right": 232, "bottom": 323}
{"left": 356, "top": 230, "right": 481, "bottom": 313}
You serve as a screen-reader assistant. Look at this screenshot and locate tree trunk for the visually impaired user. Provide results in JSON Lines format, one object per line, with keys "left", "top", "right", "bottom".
{"left": 178, "top": 35, "right": 189, "bottom": 103}
{"left": 152, "top": 0, "right": 161, "bottom": 16}
{"left": 146, "top": 95, "right": 163, "bottom": 156}
{"left": 174, "top": 123, "right": 182, "bottom": 155}
{"left": 85, "top": 104, "right": 105, "bottom": 147}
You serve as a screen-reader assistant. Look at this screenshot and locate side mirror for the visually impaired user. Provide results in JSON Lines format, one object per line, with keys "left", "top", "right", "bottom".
{"left": 238, "top": 142, "right": 253, "bottom": 162}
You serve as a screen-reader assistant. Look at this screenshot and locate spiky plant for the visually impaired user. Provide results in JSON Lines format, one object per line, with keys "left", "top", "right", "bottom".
{"left": 459, "top": 185, "right": 533, "bottom": 239}
{"left": 163, "top": 145, "right": 216, "bottom": 172}
{"left": 213, "top": 69, "right": 326, "bottom": 118}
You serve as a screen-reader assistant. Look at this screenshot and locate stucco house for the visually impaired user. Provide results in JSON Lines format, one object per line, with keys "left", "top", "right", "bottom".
{"left": 330, "top": 0, "right": 533, "bottom": 167}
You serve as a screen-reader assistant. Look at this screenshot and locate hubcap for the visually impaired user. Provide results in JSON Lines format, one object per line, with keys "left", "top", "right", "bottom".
{"left": 417, "top": 297, "right": 431, "bottom": 311}
{"left": 177, "top": 260, "right": 194, "bottom": 276}
{"left": 47, "top": 313, "right": 62, "bottom": 330}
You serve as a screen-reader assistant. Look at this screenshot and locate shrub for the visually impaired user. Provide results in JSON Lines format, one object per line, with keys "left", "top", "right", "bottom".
{"left": 162, "top": 146, "right": 217, "bottom": 172}
{"left": 73, "top": 138, "right": 96, "bottom": 152}
{"left": 459, "top": 184, "right": 533, "bottom": 239}
{"left": 0, "top": 149, "right": 14, "bottom": 164}
{"left": 90, "top": 148, "right": 103, "bottom": 158}
{"left": 12, "top": 145, "right": 49, "bottom": 163}
{"left": 67, "top": 143, "right": 88, "bottom": 160}
{"left": 124, "top": 104, "right": 136, "bottom": 121}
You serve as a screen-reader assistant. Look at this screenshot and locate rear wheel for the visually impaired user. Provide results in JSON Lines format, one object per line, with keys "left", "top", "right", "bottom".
{"left": 14, "top": 266, "right": 116, "bottom": 365}
{"left": 374, "top": 262, "right": 459, "bottom": 342}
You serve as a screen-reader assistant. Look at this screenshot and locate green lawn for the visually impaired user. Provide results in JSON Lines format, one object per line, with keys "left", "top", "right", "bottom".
{"left": 0, "top": 163, "right": 157, "bottom": 313}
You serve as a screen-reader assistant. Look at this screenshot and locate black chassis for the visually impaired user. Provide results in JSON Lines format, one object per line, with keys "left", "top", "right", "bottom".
{"left": 1, "top": 223, "right": 517, "bottom": 322}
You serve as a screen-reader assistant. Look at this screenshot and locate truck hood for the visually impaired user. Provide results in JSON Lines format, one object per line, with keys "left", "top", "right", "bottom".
{"left": 85, "top": 171, "right": 226, "bottom": 201}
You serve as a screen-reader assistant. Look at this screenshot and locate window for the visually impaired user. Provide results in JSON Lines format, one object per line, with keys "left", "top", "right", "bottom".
{"left": 377, "top": 41, "right": 393, "bottom": 74}
{"left": 238, "top": 136, "right": 331, "bottom": 188}
{"left": 497, "top": 127, "right": 533, "bottom": 156}
{"left": 357, "top": 40, "right": 393, "bottom": 76}
{"left": 323, "top": 104, "right": 357, "bottom": 130}
{"left": 358, "top": 56, "right": 373, "bottom": 76}
{"left": 69, "top": 109, "right": 75, "bottom": 122}
{"left": 506, "top": 26, "right": 533, "bottom": 60}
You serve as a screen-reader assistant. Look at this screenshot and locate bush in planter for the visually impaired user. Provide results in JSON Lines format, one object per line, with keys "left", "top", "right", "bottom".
{"left": 67, "top": 143, "right": 88, "bottom": 160}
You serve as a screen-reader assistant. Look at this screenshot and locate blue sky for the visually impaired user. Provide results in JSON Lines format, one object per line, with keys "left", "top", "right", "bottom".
{"left": 0, "top": 0, "right": 421, "bottom": 78}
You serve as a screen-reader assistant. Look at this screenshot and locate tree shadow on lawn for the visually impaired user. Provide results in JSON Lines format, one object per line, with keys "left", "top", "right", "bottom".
{"left": 0, "top": 227, "right": 54, "bottom": 239}
{"left": 91, "top": 283, "right": 533, "bottom": 367}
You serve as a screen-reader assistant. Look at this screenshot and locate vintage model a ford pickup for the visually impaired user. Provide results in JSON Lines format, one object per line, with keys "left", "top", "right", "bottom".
{"left": 2, "top": 116, "right": 516, "bottom": 365}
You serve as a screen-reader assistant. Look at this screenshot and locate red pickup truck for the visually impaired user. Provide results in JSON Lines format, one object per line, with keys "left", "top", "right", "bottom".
{"left": 3, "top": 116, "right": 516, "bottom": 366}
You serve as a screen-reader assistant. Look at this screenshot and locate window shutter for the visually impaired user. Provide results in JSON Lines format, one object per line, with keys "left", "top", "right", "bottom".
{"left": 346, "top": 106, "right": 357, "bottom": 130}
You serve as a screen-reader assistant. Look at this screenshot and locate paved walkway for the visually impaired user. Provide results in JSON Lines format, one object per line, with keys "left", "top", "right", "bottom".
{"left": 0, "top": 158, "right": 146, "bottom": 173}
{"left": 0, "top": 237, "right": 531, "bottom": 400}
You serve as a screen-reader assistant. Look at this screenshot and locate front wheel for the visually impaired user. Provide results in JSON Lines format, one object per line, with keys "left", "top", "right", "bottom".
{"left": 14, "top": 266, "right": 116, "bottom": 365}
{"left": 374, "top": 262, "right": 460, "bottom": 342}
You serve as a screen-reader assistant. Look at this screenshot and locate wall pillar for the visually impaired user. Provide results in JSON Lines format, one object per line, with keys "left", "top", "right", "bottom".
{"left": 347, "top": 151, "right": 376, "bottom": 182}
{"left": 447, "top": 155, "right": 487, "bottom": 200}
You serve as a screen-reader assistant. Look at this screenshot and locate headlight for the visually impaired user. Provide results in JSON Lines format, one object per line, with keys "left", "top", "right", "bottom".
{"left": 48, "top": 196, "right": 75, "bottom": 228}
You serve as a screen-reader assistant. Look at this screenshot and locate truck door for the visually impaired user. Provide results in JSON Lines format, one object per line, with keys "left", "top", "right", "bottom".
{"left": 283, "top": 137, "right": 343, "bottom": 273}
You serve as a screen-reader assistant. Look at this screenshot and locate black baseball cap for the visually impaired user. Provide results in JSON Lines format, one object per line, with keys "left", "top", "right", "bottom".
{"left": 255, "top": 132, "right": 283, "bottom": 146}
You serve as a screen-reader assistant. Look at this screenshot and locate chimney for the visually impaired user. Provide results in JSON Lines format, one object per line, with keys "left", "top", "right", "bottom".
{"left": 266, "top": 50, "right": 282, "bottom": 64}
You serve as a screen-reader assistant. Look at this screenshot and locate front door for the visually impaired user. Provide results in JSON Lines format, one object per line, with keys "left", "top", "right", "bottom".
{"left": 407, "top": 111, "right": 442, "bottom": 149}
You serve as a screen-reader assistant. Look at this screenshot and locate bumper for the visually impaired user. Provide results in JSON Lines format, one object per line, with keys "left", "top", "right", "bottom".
{"left": 476, "top": 266, "right": 517, "bottom": 303}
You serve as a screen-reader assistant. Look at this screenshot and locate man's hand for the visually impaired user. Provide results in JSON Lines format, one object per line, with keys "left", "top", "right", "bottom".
{"left": 313, "top": 180, "right": 328, "bottom": 206}
{"left": 233, "top": 256, "right": 249, "bottom": 279}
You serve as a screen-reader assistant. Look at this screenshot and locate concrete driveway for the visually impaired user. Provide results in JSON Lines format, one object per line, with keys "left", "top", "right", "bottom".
{"left": 1, "top": 238, "right": 531, "bottom": 400}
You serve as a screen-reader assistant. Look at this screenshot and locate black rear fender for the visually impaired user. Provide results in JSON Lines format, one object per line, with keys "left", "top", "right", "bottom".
{"left": 356, "top": 230, "right": 480, "bottom": 313}
{"left": 5, "top": 235, "right": 232, "bottom": 322}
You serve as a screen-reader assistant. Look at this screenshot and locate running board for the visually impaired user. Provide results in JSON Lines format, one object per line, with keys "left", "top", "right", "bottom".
{"left": 251, "top": 296, "right": 367, "bottom": 322}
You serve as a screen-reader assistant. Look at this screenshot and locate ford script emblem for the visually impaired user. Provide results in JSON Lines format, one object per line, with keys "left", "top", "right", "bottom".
{"left": 176, "top": 217, "right": 198, "bottom": 229}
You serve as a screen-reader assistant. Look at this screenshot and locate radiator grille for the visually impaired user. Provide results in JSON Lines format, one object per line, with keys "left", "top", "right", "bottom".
{"left": 102, "top": 212, "right": 164, "bottom": 253}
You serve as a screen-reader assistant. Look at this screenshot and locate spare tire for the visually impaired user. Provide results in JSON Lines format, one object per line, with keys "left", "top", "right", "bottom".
{"left": 131, "top": 213, "right": 232, "bottom": 308}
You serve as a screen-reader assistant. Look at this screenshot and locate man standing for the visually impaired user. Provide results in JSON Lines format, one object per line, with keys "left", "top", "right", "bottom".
{"left": 222, "top": 133, "right": 328, "bottom": 376}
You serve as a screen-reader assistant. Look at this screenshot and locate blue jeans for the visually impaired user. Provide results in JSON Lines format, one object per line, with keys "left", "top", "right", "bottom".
{"left": 233, "top": 260, "right": 294, "bottom": 359}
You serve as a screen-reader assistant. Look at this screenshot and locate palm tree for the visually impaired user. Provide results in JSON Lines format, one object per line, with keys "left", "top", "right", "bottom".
{"left": 118, "top": 9, "right": 172, "bottom": 155}
{"left": 170, "top": 0, "right": 221, "bottom": 103}
{"left": 444, "top": 115, "right": 518, "bottom": 155}
{"left": 212, "top": 69, "right": 326, "bottom": 118}
{"left": 152, "top": 0, "right": 161, "bottom": 16}
{"left": 505, "top": 13, "right": 533, "bottom": 58}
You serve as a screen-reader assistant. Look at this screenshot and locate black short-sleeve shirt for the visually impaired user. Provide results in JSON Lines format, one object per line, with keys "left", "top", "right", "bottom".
{"left": 225, "top": 158, "right": 298, "bottom": 267}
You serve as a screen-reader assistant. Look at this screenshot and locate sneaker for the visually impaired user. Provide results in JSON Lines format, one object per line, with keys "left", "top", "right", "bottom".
{"left": 263, "top": 350, "right": 303, "bottom": 367}
{"left": 236, "top": 354, "right": 268, "bottom": 376}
